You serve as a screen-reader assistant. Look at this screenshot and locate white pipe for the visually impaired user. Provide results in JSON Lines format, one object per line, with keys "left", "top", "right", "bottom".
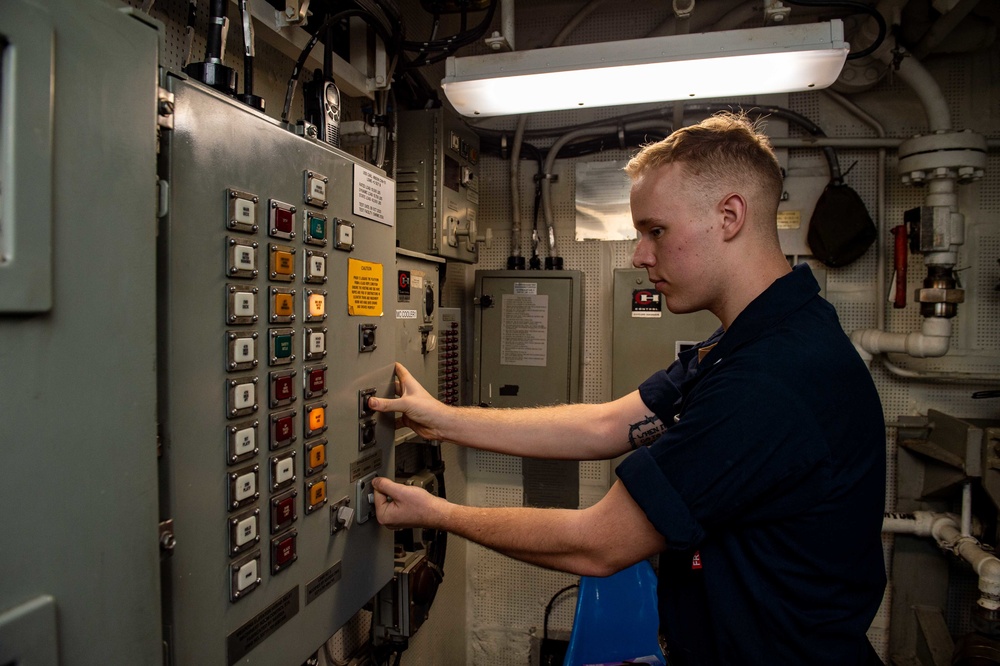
{"left": 933, "top": 518, "right": 1000, "bottom": 610}
{"left": 877, "top": 46, "right": 952, "bottom": 131}
{"left": 852, "top": 316, "right": 953, "bottom": 362}
{"left": 541, "top": 121, "right": 671, "bottom": 260}
{"left": 883, "top": 511, "right": 1000, "bottom": 610}
{"left": 507, "top": 0, "right": 607, "bottom": 262}
{"left": 501, "top": 0, "right": 515, "bottom": 51}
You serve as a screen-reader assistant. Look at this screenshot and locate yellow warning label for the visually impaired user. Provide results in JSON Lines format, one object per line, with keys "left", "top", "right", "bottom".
{"left": 776, "top": 211, "right": 801, "bottom": 230}
{"left": 347, "top": 258, "right": 383, "bottom": 316}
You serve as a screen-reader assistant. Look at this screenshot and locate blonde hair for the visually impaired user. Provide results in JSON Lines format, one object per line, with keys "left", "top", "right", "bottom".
{"left": 625, "top": 111, "right": 783, "bottom": 214}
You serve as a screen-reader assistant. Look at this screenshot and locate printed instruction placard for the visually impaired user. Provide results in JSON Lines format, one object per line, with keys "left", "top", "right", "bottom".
{"left": 353, "top": 163, "right": 395, "bottom": 226}
{"left": 500, "top": 294, "right": 548, "bottom": 367}
{"left": 347, "top": 258, "right": 383, "bottom": 316}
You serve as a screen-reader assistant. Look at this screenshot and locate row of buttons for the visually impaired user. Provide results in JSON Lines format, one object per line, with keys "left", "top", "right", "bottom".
{"left": 439, "top": 321, "right": 460, "bottom": 405}
{"left": 224, "top": 181, "right": 335, "bottom": 604}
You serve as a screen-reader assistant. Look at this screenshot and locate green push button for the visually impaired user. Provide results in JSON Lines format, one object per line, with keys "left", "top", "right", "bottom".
{"left": 309, "top": 216, "right": 326, "bottom": 240}
{"left": 274, "top": 335, "right": 292, "bottom": 358}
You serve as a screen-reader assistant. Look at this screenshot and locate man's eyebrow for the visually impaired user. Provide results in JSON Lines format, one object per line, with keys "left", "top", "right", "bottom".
{"left": 633, "top": 217, "right": 659, "bottom": 230}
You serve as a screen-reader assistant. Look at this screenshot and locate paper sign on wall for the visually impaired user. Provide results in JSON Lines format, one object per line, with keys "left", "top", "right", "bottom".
{"left": 347, "top": 258, "right": 383, "bottom": 316}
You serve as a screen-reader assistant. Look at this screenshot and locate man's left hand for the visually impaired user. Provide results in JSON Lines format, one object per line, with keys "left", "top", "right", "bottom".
{"left": 372, "top": 476, "right": 449, "bottom": 530}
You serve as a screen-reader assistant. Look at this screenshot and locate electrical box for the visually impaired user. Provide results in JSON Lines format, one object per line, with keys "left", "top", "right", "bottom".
{"left": 473, "top": 270, "right": 583, "bottom": 408}
{"left": 158, "top": 74, "right": 396, "bottom": 665}
{"left": 611, "top": 269, "right": 720, "bottom": 399}
{"left": 396, "top": 108, "right": 480, "bottom": 264}
{"left": 394, "top": 249, "right": 444, "bottom": 395}
{"left": 0, "top": 1, "right": 163, "bottom": 663}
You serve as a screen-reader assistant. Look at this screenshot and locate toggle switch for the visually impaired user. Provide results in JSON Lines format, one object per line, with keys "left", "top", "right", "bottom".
{"left": 355, "top": 472, "right": 377, "bottom": 524}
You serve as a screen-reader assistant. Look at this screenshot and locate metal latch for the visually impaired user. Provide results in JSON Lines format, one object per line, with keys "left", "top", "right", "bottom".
{"left": 157, "top": 88, "right": 175, "bottom": 130}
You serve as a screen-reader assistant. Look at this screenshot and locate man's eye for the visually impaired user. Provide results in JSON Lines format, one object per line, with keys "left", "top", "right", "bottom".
{"left": 650, "top": 228, "right": 664, "bottom": 239}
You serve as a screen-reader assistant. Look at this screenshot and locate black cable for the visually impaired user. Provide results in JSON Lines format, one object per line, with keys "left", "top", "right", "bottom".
{"left": 783, "top": 0, "right": 887, "bottom": 59}
{"left": 543, "top": 584, "right": 579, "bottom": 641}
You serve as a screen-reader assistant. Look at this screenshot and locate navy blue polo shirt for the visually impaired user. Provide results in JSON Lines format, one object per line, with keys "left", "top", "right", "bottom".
{"left": 616, "top": 264, "right": 886, "bottom": 666}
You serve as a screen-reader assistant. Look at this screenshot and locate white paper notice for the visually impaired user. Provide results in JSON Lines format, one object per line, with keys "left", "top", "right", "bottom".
{"left": 500, "top": 294, "right": 548, "bottom": 367}
{"left": 353, "top": 163, "right": 395, "bottom": 226}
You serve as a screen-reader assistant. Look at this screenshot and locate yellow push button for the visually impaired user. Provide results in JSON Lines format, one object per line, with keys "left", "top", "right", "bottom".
{"left": 309, "top": 479, "right": 327, "bottom": 507}
{"left": 308, "top": 406, "right": 325, "bottom": 431}
{"left": 274, "top": 293, "right": 294, "bottom": 317}
{"left": 308, "top": 293, "right": 325, "bottom": 319}
{"left": 309, "top": 443, "right": 326, "bottom": 469}
{"left": 274, "top": 251, "right": 294, "bottom": 275}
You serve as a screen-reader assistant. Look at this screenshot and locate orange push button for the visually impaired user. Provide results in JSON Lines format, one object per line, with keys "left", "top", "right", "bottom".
{"left": 275, "top": 252, "right": 293, "bottom": 274}
{"left": 304, "top": 439, "right": 327, "bottom": 475}
{"left": 270, "top": 244, "right": 295, "bottom": 282}
{"left": 306, "top": 476, "right": 328, "bottom": 514}
{"left": 274, "top": 292, "right": 294, "bottom": 317}
{"left": 305, "top": 403, "right": 326, "bottom": 437}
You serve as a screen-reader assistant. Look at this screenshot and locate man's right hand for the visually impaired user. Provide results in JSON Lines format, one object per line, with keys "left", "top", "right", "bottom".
{"left": 367, "top": 362, "right": 447, "bottom": 441}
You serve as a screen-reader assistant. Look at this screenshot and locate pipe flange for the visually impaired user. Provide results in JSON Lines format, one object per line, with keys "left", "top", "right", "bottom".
{"left": 899, "top": 130, "right": 987, "bottom": 185}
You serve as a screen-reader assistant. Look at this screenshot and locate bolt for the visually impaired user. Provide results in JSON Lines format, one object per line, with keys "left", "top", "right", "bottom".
{"left": 159, "top": 100, "right": 174, "bottom": 116}
{"left": 160, "top": 531, "right": 176, "bottom": 551}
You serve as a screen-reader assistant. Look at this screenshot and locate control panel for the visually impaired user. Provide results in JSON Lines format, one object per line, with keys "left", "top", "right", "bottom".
{"left": 395, "top": 108, "right": 480, "bottom": 263}
{"left": 439, "top": 307, "right": 462, "bottom": 405}
{"left": 158, "top": 74, "right": 395, "bottom": 665}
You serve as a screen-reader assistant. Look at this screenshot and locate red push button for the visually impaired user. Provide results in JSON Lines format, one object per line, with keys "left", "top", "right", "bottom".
{"left": 276, "top": 496, "right": 294, "bottom": 524}
{"left": 274, "top": 375, "right": 293, "bottom": 402}
{"left": 276, "top": 535, "right": 295, "bottom": 565}
{"left": 274, "top": 208, "right": 293, "bottom": 234}
{"left": 308, "top": 368, "right": 325, "bottom": 394}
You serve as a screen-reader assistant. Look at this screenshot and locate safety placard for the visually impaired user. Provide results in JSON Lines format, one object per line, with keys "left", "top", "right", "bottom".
{"left": 353, "top": 163, "right": 395, "bottom": 226}
{"left": 347, "top": 258, "right": 383, "bottom": 316}
{"left": 500, "top": 294, "right": 548, "bottom": 367}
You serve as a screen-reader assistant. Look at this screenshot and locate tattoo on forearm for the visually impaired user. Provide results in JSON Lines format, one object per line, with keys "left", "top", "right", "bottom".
{"left": 628, "top": 415, "right": 666, "bottom": 449}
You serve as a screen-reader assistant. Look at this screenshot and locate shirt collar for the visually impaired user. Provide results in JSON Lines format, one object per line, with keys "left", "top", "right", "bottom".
{"left": 700, "top": 263, "right": 820, "bottom": 365}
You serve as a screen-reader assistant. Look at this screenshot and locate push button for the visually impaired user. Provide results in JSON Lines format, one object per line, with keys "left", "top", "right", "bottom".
{"left": 227, "top": 420, "right": 258, "bottom": 464}
{"left": 306, "top": 440, "right": 326, "bottom": 473}
{"left": 271, "top": 451, "right": 296, "bottom": 491}
{"left": 269, "top": 200, "right": 296, "bottom": 240}
{"left": 305, "top": 403, "right": 326, "bottom": 438}
{"left": 304, "top": 327, "right": 326, "bottom": 360}
{"left": 228, "top": 238, "right": 258, "bottom": 279}
{"left": 271, "top": 489, "right": 297, "bottom": 533}
{"left": 228, "top": 464, "right": 259, "bottom": 510}
{"left": 271, "top": 529, "right": 298, "bottom": 574}
{"left": 230, "top": 551, "right": 261, "bottom": 601}
{"left": 227, "top": 377, "right": 258, "bottom": 418}
{"left": 269, "top": 370, "right": 295, "bottom": 408}
{"left": 304, "top": 170, "right": 329, "bottom": 208}
{"left": 305, "top": 290, "right": 326, "bottom": 322}
{"left": 269, "top": 328, "right": 294, "bottom": 366}
{"left": 304, "top": 365, "right": 326, "bottom": 398}
{"left": 304, "top": 213, "right": 328, "bottom": 246}
{"left": 269, "top": 244, "right": 295, "bottom": 282}
{"left": 229, "top": 508, "right": 260, "bottom": 555}
{"left": 306, "top": 476, "right": 328, "bottom": 514}
{"left": 270, "top": 409, "right": 295, "bottom": 450}
{"left": 227, "top": 189, "right": 259, "bottom": 234}
{"left": 226, "top": 331, "right": 258, "bottom": 372}
{"left": 227, "top": 285, "right": 258, "bottom": 325}
{"left": 304, "top": 251, "right": 327, "bottom": 284}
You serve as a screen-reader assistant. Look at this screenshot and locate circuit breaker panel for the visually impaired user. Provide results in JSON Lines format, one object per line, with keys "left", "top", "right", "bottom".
{"left": 396, "top": 108, "right": 480, "bottom": 263}
{"left": 158, "top": 75, "right": 395, "bottom": 665}
{"left": 394, "top": 250, "right": 444, "bottom": 394}
{"left": 473, "top": 271, "right": 583, "bottom": 408}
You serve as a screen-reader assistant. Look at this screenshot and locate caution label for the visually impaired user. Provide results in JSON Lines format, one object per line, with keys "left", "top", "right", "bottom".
{"left": 776, "top": 210, "right": 801, "bottom": 230}
{"left": 348, "top": 258, "right": 383, "bottom": 316}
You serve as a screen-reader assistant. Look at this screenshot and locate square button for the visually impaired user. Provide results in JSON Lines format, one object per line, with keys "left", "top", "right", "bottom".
{"left": 305, "top": 404, "right": 326, "bottom": 438}
{"left": 228, "top": 421, "right": 257, "bottom": 464}
{"left": 305, "top": 291, "right": 326, "bottom": 322}
{"left": 269, "top": 244, "right": 295, "bottom": 282}
{"left": 271, "top": 451, "right": 296, "bottom": 491}
{"left": 228, "top": 465, "right": 259, "bottom": 510}
{"left": 305, "top": 439, "right": 327, "bottom": 475}
{"left": 269, "top": 328, "right": 294, "bottom": 366}
{"left": 236, "top": 557, "right": 258, "bottom": 591}
{"left": 228, "top": 377, "right": 258, "bottom": 419}
{"left": 235, "top": 471, "right": 256, "bottom": 502}
{"left": 274, "top": 252, "right": 294, "bottom": 275}
{"left": 270, "top": 371, "right": 295, "bottom": 407}
{"left": 305, "top": 366, "right": 326, "bottom": 398}
{"left": 234, "top": 382, "right": 255, "bottom": 410}
{"left": 233, "top": 244, "right": 255, "bottom": 271}
{"left": 235, "top": 294, "right": 254, "bottom": 316}
{"left": 304, "top": 328, "right": 326, "bottom": 360}
{"left": 235, "top": 198, "right": 256, "bottom": 227}
{"left": 270, "top": 288, "right": 295, "bottom": 324}
{"left": 269, "top": 200, "right": 295, "bottom": 240}
{"left": 270, "top": 410, "right": 295, "bottom": 449}
{"left": 334, "top": 219, "right": 354, "bottom": 251}
{"left": 271, "top": 490, "right": 297, "bottom": 533}
{"left": 233, "top": 337, "right": 254, "bottom": 363}
{"left": 228, "top": 285, "right": 258, "bottom": 325}
{"left": 304, "top": 212, "right": 328, "bottom": 246}
{"left": 233, "top": 511, "right": 259, "bottom": 549}
{"left": 306, "top": 477, "right": 327, "bottom": 514}
{"left": 305, "top": 251, "right": 327, "bottom": 284}
{"left": 273, "top": 531, "right": 297, "bottom": 571}
{"left": 304, "top": 170, "right": 329, "bottom": 209}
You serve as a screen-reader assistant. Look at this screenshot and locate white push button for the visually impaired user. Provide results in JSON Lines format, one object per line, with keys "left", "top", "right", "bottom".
{"left": 234, "top": 382, "right": 255, "bottom": 410}
{"left": 338, "top": 223, "right": 353, "bottom": 247}
{"left": 237, "top": 558, "right": 258, "bottom": 591}
{"left": 235, "top": 198, "right": 256, "bottom": 226}
{"left": 234, "top": 337, "right": 254, "bottom": 363}
{"left": 233, "top": 244, "right": 256, "bottom": 271}
{"left": 235, "top": 514, "right": 258, "bottom": 547}
{"left": 235, "top": 471, "right": 256, "bottom": 502}
{"left": 309, "top": 332, "right": 325, "bottom": 354}
{"left": 309, "top": 256, "right": 326, "bottom": 280}
{"left": 276, "top": 457, "right": 294, "bottom": 484}
{"left": 234, "top": 426, "right": 255, "bottom": 456}
{"left": 234, "top": 292, "right": 255, "bottom": 317}
{"left": 309, "top": 177, "right": 327, "bottom": 201}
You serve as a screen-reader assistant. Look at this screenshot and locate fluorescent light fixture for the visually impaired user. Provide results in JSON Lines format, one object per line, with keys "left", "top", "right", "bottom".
{"left": 442, "top": 20, "right": 849, "bottom": 117}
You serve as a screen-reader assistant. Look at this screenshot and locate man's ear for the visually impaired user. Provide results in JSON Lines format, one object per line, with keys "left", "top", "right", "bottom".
{"left": 718, "top": 192, "right": 747, "bottom": 241}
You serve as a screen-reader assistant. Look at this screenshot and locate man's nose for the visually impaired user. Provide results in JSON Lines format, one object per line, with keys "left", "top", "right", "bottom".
{"left": 632, "top": 238, "right": 652, "bottom": 268}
